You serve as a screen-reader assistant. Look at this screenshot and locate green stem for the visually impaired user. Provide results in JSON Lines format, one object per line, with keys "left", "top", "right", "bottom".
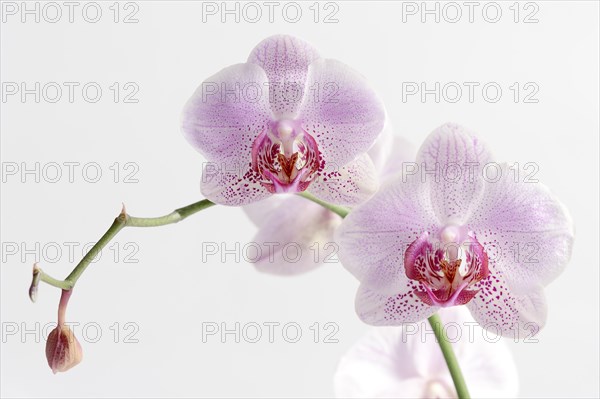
{"left": 297, "top": 192, "right": 349, "bottom": 218}
{"left": 30, "top": 199, "right": 215, "bottom": 299}
{"left": 428, "top": 313, "right": 471, "bottom": 398}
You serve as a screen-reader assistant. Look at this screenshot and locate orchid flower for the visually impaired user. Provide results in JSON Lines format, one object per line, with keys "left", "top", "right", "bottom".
{"left": 334, "top": 307, "right": 519, "bottom": 398}
{"left": 181, "top": 35, "right": 385, "bottom": 206}
{"left": 243, "top": 124, "right": 415, "bottom": 275}
{"left": 335, "top": 123, "right": 574, "bottom": 337}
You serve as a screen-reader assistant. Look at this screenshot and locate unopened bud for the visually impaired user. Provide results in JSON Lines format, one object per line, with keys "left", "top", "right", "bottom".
{"left": 29, "top": 264, "right": 41, "bottom": 303}
{"left": 46, "top": 325, "right": 83, "bottom": 374}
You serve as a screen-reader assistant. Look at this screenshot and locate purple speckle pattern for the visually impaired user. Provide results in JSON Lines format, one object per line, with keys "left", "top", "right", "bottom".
{"left": 308, "top": 153, "right": 379, "bottom": 206}
{"left": 416, "top": 123, "right": 492, "bottom": 225}
{"left": 248, "top": 35, "right": 320, "bottom": 119}
{"left": 299, "top": 59, "right": 386, "bottom": 167}
{"left": 467, "top": 163, "right": 574, "bottom": 291}
{"left": 355, "top": 282, "right": 438, "bottom": 325}
{"left": 467, "top": 267, "right": 548, "bottom": 338}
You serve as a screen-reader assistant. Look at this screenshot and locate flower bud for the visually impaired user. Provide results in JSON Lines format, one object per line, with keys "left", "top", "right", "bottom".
{"left": 45, "top": 324, "right": 83, "bottom": 374}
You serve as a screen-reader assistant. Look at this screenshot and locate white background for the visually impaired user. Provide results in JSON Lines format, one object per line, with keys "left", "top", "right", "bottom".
{"left": 1, "top": 1, "right": 598, "bottom": 397}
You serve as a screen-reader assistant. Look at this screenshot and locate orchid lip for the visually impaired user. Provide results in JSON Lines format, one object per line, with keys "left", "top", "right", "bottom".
{"left": 405, "top": 229, "right": 489, "bottom": 307}
{"left": 251, "top": 120, "right": 321, "bottom": 194}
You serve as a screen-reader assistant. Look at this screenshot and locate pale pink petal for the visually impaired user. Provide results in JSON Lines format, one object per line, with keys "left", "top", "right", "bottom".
{"left": 334, "top": 326, "right": 434, "bottom": 398}
{"left": 247, "top": 35, "right": 320, "bottom": 119}
{"left": 299, "top": 59, "right": 386, "bottom": 167}
{"left": 181, "top": 63, "right": 275, "bottom": 205}
{"left": 335, "top": 307, "right": 518, "bottom": 398}
{"left": 466, "top": 264, "right": 548, "bottom": 339}
{"left": 366, "top": 121, "right": 418, "bottom": 181}
{"left": 416, "top": 123, "right": 493, "bottom": 225}
{"left": 199, "top": 162, "right": 270, "bottom": 206}
{"left": 335, "top": 174, "right": 437, "bottom": 290}
{"left": 355, "top": 283, "right": 439, "bottom": 325}
{"left": 308, "top": 154, "right": 379, "bottom": 206}
{"left": 367, "top": 120, "right": 394, "bottom": 174}
{"left": 182, "top": 63, "right": 273, "bottom": 164}
{"left": 379, "top": 136, "right": 417, "bottom": 182}
{"left": 243, "top": 195, "right": 341, "bottom": 275}
{"left": 243, "top": 195, "right": 289, "bottom": 226}
{"left": 468, "top": 163, "right": 574, "bottom": 290}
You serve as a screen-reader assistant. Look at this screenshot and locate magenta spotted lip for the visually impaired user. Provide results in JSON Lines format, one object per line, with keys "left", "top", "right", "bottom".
{"left": 251, "top": 120, "right": 321, "bottom": 194}
{"left": 404, "top": 230, "right": 489, "bottom": 308}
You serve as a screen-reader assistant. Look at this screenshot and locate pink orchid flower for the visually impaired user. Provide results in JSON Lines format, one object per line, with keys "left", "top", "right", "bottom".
{"left": 243, "top": 124, "right": 415, "bottom": 275}
{"left": 336, "top": 123, "right": 574, "bottom": 338}
{"left": 181, "top": 35, "right": 385, "bottom": 206}
{"left": 334, "top": 307, "right": 519, "bottom": 398}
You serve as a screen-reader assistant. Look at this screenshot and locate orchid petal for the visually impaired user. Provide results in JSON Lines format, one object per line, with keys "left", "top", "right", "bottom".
{"left": 242, "top": 194, "right": 288, "bottom": 226}
{"left": 355, "top": 283, "right": 439, "bottom": 325}
{"left": 247, "top": 35, "right": 320, "bottom": 119}
{"left": 334, "top": 307, "right": 519, "bottom": 398}
{"left": 467, "top": 264, "right": 548, "bottom": 338}
{"left": 243, "top": 195, "right": 341, "bottom": 275}
{"left": 468, "top": 163, "right": 574, "bottom": 290}
{"left": 335, "top": 174, "right": 437, "bottom": 290}
{"left": 366, "top": 120, "right": 394, "bottom": 174}
{"left": 416, "top": 123, "right": 493, "bottom": 225}
{"left": 334, "top": 326, "right": 433, "bottom": 398}
{"left": 182, "top": 63, "right": 273, "bottom": 164}
{"left": 181, "top": 63, "right": 275, "bottom": 205}
{"left": 299, "top": 59, "right": 386, "bottom": 167}
{"left": 199, "top": 162, "right": 271, "bottom": 206}
{"left": 379, "top": 137, "right": 418, "bottom": 182}
{"left": 308, "top": 153, "right": 379, "bottom": 206}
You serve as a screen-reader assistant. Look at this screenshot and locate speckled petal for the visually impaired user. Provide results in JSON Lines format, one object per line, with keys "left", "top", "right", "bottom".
{"left": 335, "top": 174, "right": 437, "bottom": 291}
{"left": 308, "top": 153, "right": 379, "bottom": 206}
{"left": 199, "top": 161, "right": 271, "bottom": 206}
{"left": 181, "top": 63, "right": 275, "bottom": 205}
{"left": 299, "top": 59, "right": 386, "bottom": 167}
{"left": 355, "top": 283, "right": 439, "bottom": 325}
{"left": 248, "top": 35, "right": 320, "bottom": 119}
{"left": 466, "top": 265, "right": 547, "bottom": 339}
{"left": 468, "top": 163, "right": 574, "bottom": 290}
{"left": 416, "top": 123, "right": 493, "bottom": 225}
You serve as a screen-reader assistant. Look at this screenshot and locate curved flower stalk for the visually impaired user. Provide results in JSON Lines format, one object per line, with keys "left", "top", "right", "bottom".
{"left": 243, "top": 124, "right": 416, "bottom": 275}
{"left": 334, "top": 307, "right": 518, "bottom": 398}
{"left": 182, "top": 34, "right": 385, "bottom": 206}
{"left": 29, "top": 200, "right": 217, "bottom": 373}
{"left": 335, "top": 123, "right": 574, "bottom": 338}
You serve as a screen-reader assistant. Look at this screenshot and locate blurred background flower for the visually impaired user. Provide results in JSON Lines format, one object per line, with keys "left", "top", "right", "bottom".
{"left": 334, "top": 307, "right": 518, "bottom": 398}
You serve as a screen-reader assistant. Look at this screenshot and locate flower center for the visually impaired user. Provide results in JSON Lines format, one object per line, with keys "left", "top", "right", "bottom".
{"left": 251, "top": 120, "right": 321, "bottom": 193}
{"left": 404, "top": 226, "right": 489, "bottom": 307}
